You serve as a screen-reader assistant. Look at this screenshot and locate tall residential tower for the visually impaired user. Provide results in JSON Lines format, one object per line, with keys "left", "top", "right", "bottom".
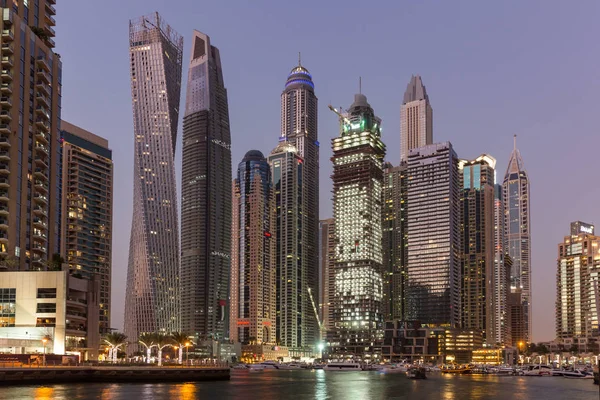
{"left": 328, "top": 93, "right": 386, "bottom": 359}
{"left": 124, "top": 14, "right": 183, "bottom": 340}
{"left": 231, "top": 151, "right": 275, "bottom": 344}
{"left": 400, "top": 75, "right": 433, "bottom": 163}
{"left": 502, "top": 136, "right": 531, "bottom": 344}
{"left": 269, "top": 60, "right": 319, "bottom": 349}
{"left": 180, "top": 31, "right": 232, "bottom": 340}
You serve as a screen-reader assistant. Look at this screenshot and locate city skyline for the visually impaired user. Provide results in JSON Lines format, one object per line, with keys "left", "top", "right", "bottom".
{"left": 55, "top": 1, "right": 600, "bottom": 342}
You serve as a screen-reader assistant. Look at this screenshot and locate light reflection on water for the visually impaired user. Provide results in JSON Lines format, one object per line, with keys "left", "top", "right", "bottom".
{"left": 3, "top": 370, "right": 598, "bottom": 400}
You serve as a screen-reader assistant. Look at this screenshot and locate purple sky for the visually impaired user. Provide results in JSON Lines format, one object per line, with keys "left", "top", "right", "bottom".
{"left": 55, "top": 0, "right": 599, "bottom": 341}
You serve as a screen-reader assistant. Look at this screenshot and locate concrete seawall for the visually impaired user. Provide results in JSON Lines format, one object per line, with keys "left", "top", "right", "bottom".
{"left": 0, "top": 366, "right": 230, "bottom": 384}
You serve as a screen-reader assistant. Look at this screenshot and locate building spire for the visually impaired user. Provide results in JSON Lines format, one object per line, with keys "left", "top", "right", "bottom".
{"left": 298, "top": 51, "right": 301, "bottom": 67}
{"left": 513, "top": 134, "right": 517, "bottom": 151}
{"left": 359, "top": 76, "right": 362, "bottom": 94}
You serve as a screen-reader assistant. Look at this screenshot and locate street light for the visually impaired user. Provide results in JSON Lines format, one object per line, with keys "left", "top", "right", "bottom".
{"left": 42, "top": 337, "right": 48, "bottom": 366}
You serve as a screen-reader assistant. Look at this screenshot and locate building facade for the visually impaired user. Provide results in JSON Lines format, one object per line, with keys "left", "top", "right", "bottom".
{"left": 231, "top": 150, "right": 275, "bottom": 345}
{"left": 269, "top": 62, "right": 319, "bottom": 349}
{"left": 400, "top": 75, "right": 432, "bottom": 163}
{"left": 503, "top": 136, "right": 531, "bottom": 344}
{"left": 406, "top": 142, "right": 461, "bottom": 327}
{"left": 124, "top": 14, "right": 183, "bottom": 341}
{"left": 494, "top": 183, "right": 511, "bottom": 345}
{"left": 328, "top": 93, "right": 386, "bottom": 359}
{"left": 0, "top": 270, "right": 100, "bottom": 361}
{"left": 59, "top": 121, "right": 112, "bottom": 335}
{"left": 556, "top": 221, "right": 600, "bottom": 341}
{"left": 459, "top": 155, "right": 495, "bottom": 343}
{"left": 180, "top": 30, "right": 232, "bottom": 341}
{"left": 0, "top": 2, "right": 61, "bottom": 271}
{"left": 382, "top": 162, "right": 407, "bottom": 321}
{"left": 319, "top": 218, "right": 335, "bottom": 338}
{"left": 382, "top": 320, "right": 444, "bottom": 363}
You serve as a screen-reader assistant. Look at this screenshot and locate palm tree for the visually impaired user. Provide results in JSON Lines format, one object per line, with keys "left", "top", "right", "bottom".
{"left": 103, "top": 332, "right": 127, "bottom": 363}
{"left": 171, "top": 332, "right": 191, "bottom": 364}
{"left": 154, "top": 333, "right": 173, "bottom": 367}
{"left": 138, "top": 332, "right": 157, "bottom": 364}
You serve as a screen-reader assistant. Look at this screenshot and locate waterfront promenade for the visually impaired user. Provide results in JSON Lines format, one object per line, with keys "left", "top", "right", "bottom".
{"left": 0, "top": 364, "right": 230, "bottom": 384}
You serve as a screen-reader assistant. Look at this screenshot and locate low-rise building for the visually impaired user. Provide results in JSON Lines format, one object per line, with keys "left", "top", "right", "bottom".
{"left": 444, "top": 328, "right": 483, "bottom": 364}
{"left": 472, "top": 347, "right": 517, "bottom": 365}
{"left": 0, "top": 271, "right": 99, "bottom": 360}
{"left": 382, "top": 320, "right": 445, "bottom": 363}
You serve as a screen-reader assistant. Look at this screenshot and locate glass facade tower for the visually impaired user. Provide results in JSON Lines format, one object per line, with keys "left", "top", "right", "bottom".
{"left": 180, "top": 31, "right": 232, "bottom": 340}
{"left": 502, "top": 135, "right": 531, "bottom": 344}
{"left": 406, "top": 142, "right": 461, "bottom": 327}
{"left": 124, "top": 14, "right": 183, "bottom": 341}
{"left": 328, "top": 93, "right": 386, "bottom": 359}
{"left": 231, "top": 151, "right": 275, "bottom": 344}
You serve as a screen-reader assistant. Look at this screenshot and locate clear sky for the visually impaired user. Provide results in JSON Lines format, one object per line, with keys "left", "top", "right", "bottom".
{"left": 55, "top": 0, "right": 599, "bottom": 341}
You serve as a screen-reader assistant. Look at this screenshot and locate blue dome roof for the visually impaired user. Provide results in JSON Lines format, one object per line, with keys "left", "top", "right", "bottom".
{"left": 285, "top": 64, "right": 314, "bottom": 90}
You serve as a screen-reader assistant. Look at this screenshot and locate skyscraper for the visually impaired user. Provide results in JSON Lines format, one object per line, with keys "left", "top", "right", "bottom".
{"left": 503, "top": 135, "right": 531, "bottom": 344}
{"left": 328, "top": 93, "right": 386, "bottom": 359}
{"left": 459, "top": 155, "right": 495, "bottom": 343}
{"left": 124, "top": 14, "right": 183, "bottom": 341}
{"left": 319, "top": 218, "right": 335, "bottom": 337}
{"left": 0, "top": 1, "right": 60, "bottom": 271}
{"left": 382, "top": 162, "right": 408, "bottom": 321}
{"left": 60, "top": 121, "right": 113, "bottom": 335}
{"left": 180, "top": 31, "right": 232, "bottom": 340}
{"left": 400, "top": 75, "right": 433, "bottom": 163}
{"left": 494, "top": 184, "right": 511, "bottom": 345}
{"left": 556, "top": 221, "right": 600, "bottom": 343}
{"left": 269, "top": 60, "right": 319, "bottom": 349}
{"left": 406, "top": 142, "right": 460, "bottom": 327}
{"left": 230, "top": 151, "right": 275, "bottom": 344}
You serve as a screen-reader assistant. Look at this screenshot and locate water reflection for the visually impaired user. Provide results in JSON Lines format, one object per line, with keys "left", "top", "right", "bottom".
{"left": 173, "top": 383, "right": 196, "bottom": 400}
{"left": 34, "top": 386, "right": 55, "bottom": 400}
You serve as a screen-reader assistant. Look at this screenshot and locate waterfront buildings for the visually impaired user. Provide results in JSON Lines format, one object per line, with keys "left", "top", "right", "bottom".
{"left": 556, "top": 221, "right": 600, "bottom": 341}
{"left": 406, "top": 142, "right": 461, "bottom": 327}
{"left": 458, "top": 155, "right": 495, "bottom": 344}
{"left": 494, "top": 183, "right": 511, "bottom": 345}
{"left": 319, "top": 218, "right": 335, "bottom": 337}
{"left": 382, "top": 320, "right": 444, "bottom": 363}
{"left": 124, "top": 14, "right": 183, "bottom": 341}
{"left": 269, "top": 61, "right": 319, "bottom": 349}
{"left": 0, "top": 2, "right": 61, "bottom": 271}
{"left": 382, "top": 163, "right": 407, "bottom": 321}
{"left": 60, "top": 121, "right": 113, "bottom": 336}
{"left": 180, "top": 30, "right": 232, "bottom": 341}
{"left": 503, "top": 136, "right": 531, "bottom": 344}
{"left": 0, "top": 270, "right": 100, "bottom": 361}
{"left": 328, "top": 93, "right": 386, "bottom": 359}
{"left": 231, "top": 150, "right": 275, "bottom": 344}
{"left": 400, "top": 75, "right": 433, "bottom": 163}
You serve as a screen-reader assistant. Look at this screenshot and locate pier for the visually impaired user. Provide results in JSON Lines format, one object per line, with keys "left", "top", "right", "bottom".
{"left": 0, "top": 365, "right": 230, "bottom": 384}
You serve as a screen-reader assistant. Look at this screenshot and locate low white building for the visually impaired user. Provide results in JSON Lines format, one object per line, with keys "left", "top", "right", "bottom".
{"left": 0, "top": 271, "right": 100, "bottom": 360}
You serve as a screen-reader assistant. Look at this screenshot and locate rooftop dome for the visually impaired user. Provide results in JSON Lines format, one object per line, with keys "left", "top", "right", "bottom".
{"left": 285, "top": 62, "right": 314, "bottom": 90}
{"left": 242, "top": 149, "right": 265, "bottom": 162}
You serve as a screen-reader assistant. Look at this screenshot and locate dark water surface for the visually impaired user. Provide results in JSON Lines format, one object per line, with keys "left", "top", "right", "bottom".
{"left": 1, "top": 370, "right": 597, "bottom": 399}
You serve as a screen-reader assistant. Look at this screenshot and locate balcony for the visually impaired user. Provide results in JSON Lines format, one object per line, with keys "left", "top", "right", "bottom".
{"left": 36, "top": 69, "right": 50, "bottom": 84}
{"left": 45, "top": 37, "right": 55, "bottom": 49}
{"left": 34, "top": 179, "right": 47, "bottom": 192}
{"left": 36, "top": 92, "right": 49, "bottom": 108}
{"left": 33, "top": 218, "right": 47, "bottom": 229}
{"left": 34, "top": 168, "right": 48, "bottom": 180}
{"left": 0, "top": 190, "right": 8, "bottom": 202}
{"left": 31, "top": 257, "right": 44, "bottom": 268}
{"left": 0, "top": 178, "right": 9, "bottom": 188}
{"left": 44, "top": 12, "right": 56, "bottom": 27}
{"left": 36, "top": 56, "right": 50, "bottom": 72}
{"left": 0, "top": 138, "right": 10, "bottom": 148}
{"left": 0, "top": 205, "right": 8, "bottom": 216}
{"left": 34, "top": 156, "right": 48, "bottom": 168}
{"left": 36, "top": 81, "right": 50, "bottom": 96}
{"left": 32, "top": 244, "right": 47, "bottom": 255}
{"left": 33, "top": 193, "right": 48, "bottom": 204}
{"left": 2, "top": 9, "right": 13, "bottom": 26}
{"left": 33, "top": 205, "right": 47, "bottom": 216}
{"left": 46, "top": 0, "right": 56, "bottom": 8}
{"left": 0, "top": 111, "right": 11, "bottom": 122}
{"left": 0, "top": 124, "right": 10, "bottom": 135}
{"left": 35, "top": 119, "right": 49, "bottom": 132}
{"left": 1, "top": 70, "right": 12, "bottom": 82}
{"left": 1, "top": 57, "right": 13, "bottom": 68}
{"left": 35, "top": 106, "right": 50, "bottom": 120}
{"left": 0, "top": 150, "right": 10, "bottom": 161}
{"left": 0, "top": 232, "right": 7, "bottom": 244}
{"left": 1, "top": 43, "right": 13, "bottom": 55}
{"left": 36, "top": 143, "right": 49, "bottom": 156}
{"left": 0, "top": 97, "right": 12, "bottom": 107}
{"left": 0, "top": 84, "right": 11, "bottom": 95}
{"left": 0, "top": 163, "right": 9, "bottom": 174}
{"left": 1, "top": 29, "right": 14, "bottom": 42}
{"left": 0, "top": 218, "right": 7, "bottom": 229}
{"left": 43, "top": 25, "right": 55, "bottom": 38}
{"left": 33, "top": 230, "right": 47, "bottom": 241}
{"left": 35, "top": 130, "right": 49, "bottom": 144}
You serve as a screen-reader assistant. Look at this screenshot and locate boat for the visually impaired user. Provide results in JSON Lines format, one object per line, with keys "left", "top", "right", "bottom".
{"left": 562, "top": 369, "right": 593, "bottom": 379}
{"left": 249, "top": 364, "right": 265, "bottom": 372}
{"left": 380, "top": 364, "right": 408, "bottom": 374}
{"left": 493, "top": 366, "right": 517, "bottom": 376}
{"left": 441, "top": 365, "right": 472, "bottom": 374}
{"left": 312, "top": 363, "right": 324, "bottom": 370}
{"left": 522, "top": 365, "right": 553, "bottom": 376}
{"left": 323, "top": 362, "right": 362, "bottom": 371}
{"left": 407, "top": 367, "right": 427, "bottom": 379}
{"left": 231, "top": 364, "right": 249, "bottom": 370}
{"left": 278, "top": 363, "right": 304, "bottom": 370}
{"left": 258, "top": 361, "right": 280, "bottom": 370}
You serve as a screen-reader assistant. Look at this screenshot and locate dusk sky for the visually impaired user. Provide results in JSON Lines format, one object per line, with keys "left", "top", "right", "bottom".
{"left": 55, "top": 0, "right": 599, "bottom": 341}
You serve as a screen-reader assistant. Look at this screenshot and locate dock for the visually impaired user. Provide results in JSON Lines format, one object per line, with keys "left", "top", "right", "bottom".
{"left": 0, "top": 365, "right": 230, "bottom": 384}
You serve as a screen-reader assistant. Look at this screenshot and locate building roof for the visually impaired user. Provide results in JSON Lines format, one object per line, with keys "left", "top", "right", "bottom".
{"left": 403, "top": 75, "right": 429, "bottom": 104}
{"left": 505, "top": 135, "right": 526, "bottom": 177}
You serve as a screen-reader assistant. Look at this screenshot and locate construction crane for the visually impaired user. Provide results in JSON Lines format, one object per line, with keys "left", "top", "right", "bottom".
{"left": 307, "top": 287, "right": 326, "bottom": 335}
{"left": 328, "top": 104, "right": 349, "bottom": 125}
